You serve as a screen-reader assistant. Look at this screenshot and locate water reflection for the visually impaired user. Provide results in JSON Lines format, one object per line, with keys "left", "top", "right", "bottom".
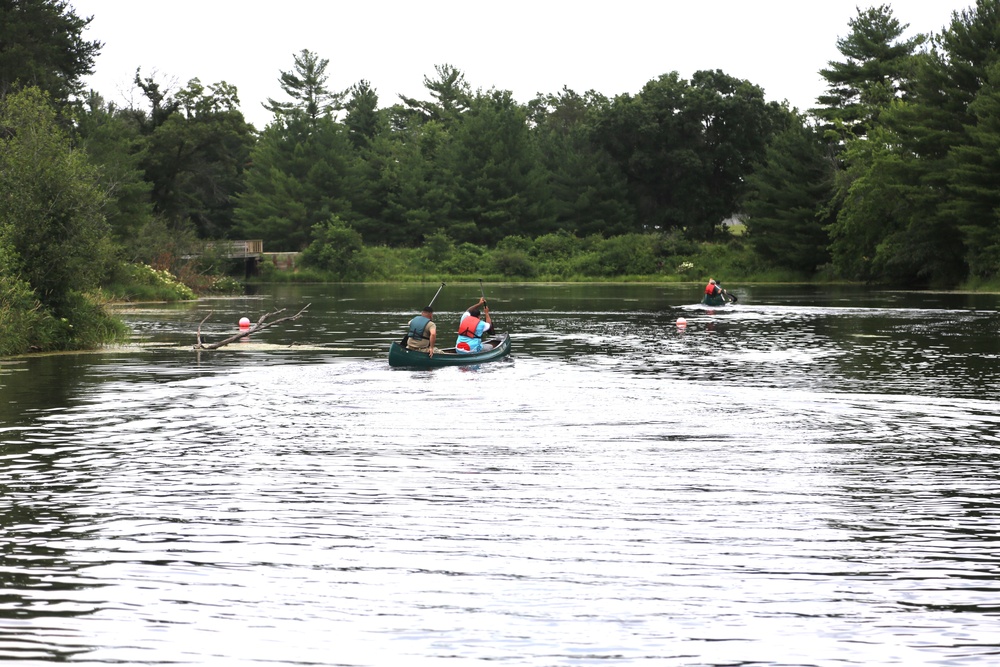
{"left": 2, "top": 284, "right": 1000, "bottom": 665}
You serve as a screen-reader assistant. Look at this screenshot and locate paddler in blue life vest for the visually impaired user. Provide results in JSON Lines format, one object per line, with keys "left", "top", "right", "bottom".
{"left": 455, "top": 297, "right": 493, "bottom": 353}
{"left": 405, "top": 305, "right": 438, "bottom": 357}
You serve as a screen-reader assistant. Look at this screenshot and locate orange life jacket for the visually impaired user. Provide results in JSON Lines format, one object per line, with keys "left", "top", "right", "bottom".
{"left": 458, "top": 314, "right": 481, "bottom": 338}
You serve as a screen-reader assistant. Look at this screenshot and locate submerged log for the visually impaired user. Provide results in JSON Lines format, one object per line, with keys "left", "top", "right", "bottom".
{"left": 194, "top": 304, "right": 311, "bottom": 350}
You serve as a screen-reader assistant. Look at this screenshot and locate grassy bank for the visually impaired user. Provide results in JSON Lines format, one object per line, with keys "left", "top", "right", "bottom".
{"left": 0, "top": 281, "right": 129, "bottom": 357}
{"left": 1, "top": 263, "right": 200, "bottom": 357}
{"left": 251, "top": 231, "right": 815, "bottom": 285}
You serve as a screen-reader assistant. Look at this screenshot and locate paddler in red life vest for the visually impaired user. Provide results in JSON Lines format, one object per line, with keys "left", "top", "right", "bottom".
{"left": 705, "top": 279, "right": 722, "bottom": 298}
{"left": 405, "top": 305, "right": 438, "bottom": 357}
{"left": 455, "top": 297, "right": 493, "bottom": 353}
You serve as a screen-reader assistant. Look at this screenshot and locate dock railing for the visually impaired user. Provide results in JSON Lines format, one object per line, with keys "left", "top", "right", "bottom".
{"left": 203, "top": 240, "right": 263, "bottom": 258}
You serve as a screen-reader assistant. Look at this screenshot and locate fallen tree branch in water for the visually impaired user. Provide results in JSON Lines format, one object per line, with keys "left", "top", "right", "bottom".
{"left": 194, "top": 304, "right": 311, "bottom": 350}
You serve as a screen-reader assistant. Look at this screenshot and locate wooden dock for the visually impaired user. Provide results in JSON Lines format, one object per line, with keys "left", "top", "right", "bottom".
{"left": 205, "top": 239, "right": 263, "bottom": 259}
{"left": 187, "top": 240, "right": 265, "bottom": 278}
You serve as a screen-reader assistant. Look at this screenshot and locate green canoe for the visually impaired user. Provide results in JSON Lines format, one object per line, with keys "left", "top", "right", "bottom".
{"left": 701, "top": 293, "right": 728, "bottom": 306}
{"left": 388, "top": 332, "right": 511, "bottom": 368}
{"left": 701, "top": 289, "right": 737, "bottom": 306}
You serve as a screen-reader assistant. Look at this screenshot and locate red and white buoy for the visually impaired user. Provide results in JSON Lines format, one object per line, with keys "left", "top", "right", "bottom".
{"left": 239, "top": 317, "right": 251, "bottom": 328}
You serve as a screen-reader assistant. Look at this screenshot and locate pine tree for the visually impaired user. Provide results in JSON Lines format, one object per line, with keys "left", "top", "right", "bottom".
{"left": 869, "top": 0, "right": 1000, "bottom": 285}
{"left": 744, "top": 117, "right": 835, "bottom": 273}
{"left": 813, "top": 4, "right": 925, "bottom": 140}
{"left": 234, "top": 115, "right": 355, "bottom": 251}
{"left": 0, "top": 0, "right": 101, "bottom": 104}
{"left": 263, "top": 49, "right": 344, "bottom": 126}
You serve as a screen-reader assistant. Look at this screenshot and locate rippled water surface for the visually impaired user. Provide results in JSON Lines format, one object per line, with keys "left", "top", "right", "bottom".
{"left": 2, "top": 284, "right": 999, "bottom": 666}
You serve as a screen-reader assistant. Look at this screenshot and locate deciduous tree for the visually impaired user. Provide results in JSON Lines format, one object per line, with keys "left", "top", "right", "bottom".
{"left": 133, "top": 72, "right": 255, "bottom": 239}
{"left": 72, "top": 92, "right": 154, "bottom": 253}
{"left": 0, "top": 87, "right": 113, "bottom": 311}
{"left": 594, "top": 70, "right": 781, "bottom": 240}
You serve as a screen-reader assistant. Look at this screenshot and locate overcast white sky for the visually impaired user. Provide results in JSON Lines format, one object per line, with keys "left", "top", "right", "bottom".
{"left": 71, "top": 0, "right": 974, "bottom": 130}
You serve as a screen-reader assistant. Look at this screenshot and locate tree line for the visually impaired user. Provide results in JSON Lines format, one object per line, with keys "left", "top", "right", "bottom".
{"left": 1, "top": 0, "right": 999, "bottom": 353}
{"left": 747, "top": 0, "right": 1000, "bottom": 288}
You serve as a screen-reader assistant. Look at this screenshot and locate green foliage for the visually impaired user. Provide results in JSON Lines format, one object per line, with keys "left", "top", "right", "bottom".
{"left": 422, "top": 230, "right": 455, "bottom": 264}
{"left": 744, "top": 115, "right": 835, "bottom": 273}
{"left": 359, "top": 245, "right": 412, "bottom": 280}
{"left": 812, "top": 4, "right": 926, "bottom": 139}
{"left": 234, "top": 113, "right": 355, "bottom": 251}
{"left": 960, "top": 273, "right": 1000, "bottom": 292}
{"left": 827, "top": 124, "right": 908, "bottom": 281}
{"left": 944, "top": 61, "right": 1000, "bottom": 279}
{"left": 448, "top": 89, "right": 550, "bottom": 244}
{"left": 345, "top": 79, "right": 385, "bottom": 150}
{"left": 52, "top": 290, "right": 129, "bottom": 350}
{"left": 264, "top": 49, "right": 345, "bottom": 125}
{"left": 685, "top": 239, "right": 768, "bottom": 282}
{"left": 0, "top": 87, "right": 132, "bottom": 354}
{"left": 592, "top": 234, "right": 658, "bottom": 276}
{"left": 0, "top": 87, "right": 114, "bottom": 312}
{"left": 399, "top": 64, "right": 473, "bottom": 123}
{"left": 204, "top": 276, "right": 244, "bottom": 295}
{"left": 533, "top": 230, "right": 582, "bottom": 259}
{"left": 528, "top": 88, "right": 636, "bottom": 237}
{"left": 433, "top": 242, "right": 482, "bottom": 276}
{"left": 12, "top": 6, "right": 999, "bottom": 293}
{"left": 0, "top": 272, "right": 128, "bottom": 355}
{"left": 242, "top": 50, "right": 359, "bottom": 251}
{"left": 102, "top": 262, "right": 197, "bottom": 302}
{"left": 0, "top": 272, "right": 46, "bottom": 356}
{"left": 298, "top": 216, "right": 373, "bottom": 280}
{"left": 73, "top": 92, "right": 155, "bottom": 246}
{"left": 647, "top": 229, "right": 699, "bottom": 257}
{"left": 133, "top": 73, "right": 255, "bottom": 238}
{"left": 496, "top": 235, "right": 533, "bottom": 253}
{"left": 492, "top": 249, "right": 536, "bottom": 277}
{"left": 0, "top": 0, "right": 101, "bottom": 104}
{"left": 249, "top": 230, "right": 787, "bottom": 284}
{"left": 819, "top": 0, "right": 1000, "bottom": 286}
{"left": 118, "top": 215, "right": 199, "bottom": 273}
{"left": 594, "top": 70, "right": 784, "bottom": 240}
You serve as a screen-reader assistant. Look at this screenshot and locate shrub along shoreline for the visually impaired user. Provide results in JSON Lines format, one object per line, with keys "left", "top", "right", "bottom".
{"left": 258, "top": 228, "right": 814, "bottom": 285}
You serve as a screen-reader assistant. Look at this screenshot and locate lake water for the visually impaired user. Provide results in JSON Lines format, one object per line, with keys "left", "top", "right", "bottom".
{"left": 2, "top": 283, "right": 999, "bottom": 666}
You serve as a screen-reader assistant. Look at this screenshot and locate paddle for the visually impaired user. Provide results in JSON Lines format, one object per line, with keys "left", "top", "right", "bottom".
{"left": 718, "top": 282, "right": 738, "bottom": 304}
{"left": 428, "top": 281, "right": 446, "bottom": 308}
{"left": 479, "top": 279, "right": 495, "bottom": 335}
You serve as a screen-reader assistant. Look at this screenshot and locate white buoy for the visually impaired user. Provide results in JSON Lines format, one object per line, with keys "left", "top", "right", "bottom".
{"left": 676, "top": 317, "right": 687, "bottom": 327}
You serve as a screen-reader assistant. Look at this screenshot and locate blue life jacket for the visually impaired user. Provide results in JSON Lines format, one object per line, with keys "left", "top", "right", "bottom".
{"left": 408, "top": 315, "right": 432, "bottom": 340}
